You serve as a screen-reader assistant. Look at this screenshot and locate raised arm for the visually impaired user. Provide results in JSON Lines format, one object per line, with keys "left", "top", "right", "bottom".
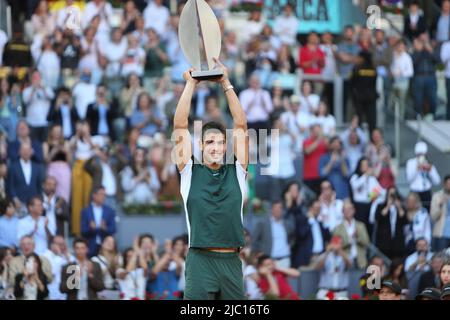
{"left": 173, "top": 69, "right": 198, "bottom": 172}
{"left": 213, "top": 58, "right": 248, "bottom": 169}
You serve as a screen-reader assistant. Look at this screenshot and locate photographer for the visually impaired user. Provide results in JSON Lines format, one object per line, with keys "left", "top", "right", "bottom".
{"left": 404, "top": 238, "right": 433, "bottom": 273}
{"left": 406, "top": 142, "right": 441, "bottom": 212}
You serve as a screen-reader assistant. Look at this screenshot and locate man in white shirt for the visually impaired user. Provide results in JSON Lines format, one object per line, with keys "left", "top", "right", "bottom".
{"left": 273, "top": 4, "right": 299, "bottom": 46}
{"left": 143, "top": 0, "right": 170, "bottom": 38}
{"left": 42, "top": 176, "right": 69, "bottom": 237}
{"left": 17, "top": 197, "right": 55, "bottom": 255}
{"left": 82, "top": 0, "right": 113, "bottom": 44}
{"left": 404, "top": 238, "right": 433, "bottom": 273}
{"left": 391, "top": 40, "right": 414, "bottom": 119}
{"left": 72, "top": 69, "right": 97, "bottom": 119}
{"left": 318, "top": 180, "right": 344, "bottom": 231}
{"left": 280, "top": 96, "right": 311, "bottom": 155}
{"left": 406, "top": 142, "right": 441, "bottom": 211}
{"left": 101, "top": 28, "right": 128, "bottom": 81}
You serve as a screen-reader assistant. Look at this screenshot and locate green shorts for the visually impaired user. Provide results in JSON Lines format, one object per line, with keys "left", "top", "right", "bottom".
{"left": 184, "top": 248, "right": 246, "bottom": 300}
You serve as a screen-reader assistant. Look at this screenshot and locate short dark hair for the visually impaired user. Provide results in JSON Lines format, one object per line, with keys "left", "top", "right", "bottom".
{"left": 0, "top": 198, "right": 14, "bottom": 215}
{"left": 92, "top": 185, "right": 106, "bottom": 194}
{"left": 73, "top": 237, "right": 88, "bottom": 248}
{"left": 27, "top": 196, "right": 42, "bottom": 209}
{"left": 138, "top": 233, "right": 154, "bottom": 247}
{"left": 257, "top": 254, "right": 271, "bottom": 267}
{"left": 444, "top": 175, "right": 450, "bottom": 183}
{"left": 201, "top": 121, "right": 226, "bottom": 142}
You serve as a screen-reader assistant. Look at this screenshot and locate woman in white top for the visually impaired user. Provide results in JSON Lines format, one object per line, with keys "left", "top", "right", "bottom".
{"left": 313, "top": 101, "right": 336, "bottom": 137}
{"left": 350, "top": 157, "right": 384, "bottom": 234}
{"left": 404, "top": 192, "right": 432, "bottom": 253}
{"left": 31, "top": 0, "right": 56, "bottom": 38}
{"left": 120, "top": 148, "right": 161, "bottom": 204}
{"left": 299, "top": 80, "right": 320, "bottom": 115}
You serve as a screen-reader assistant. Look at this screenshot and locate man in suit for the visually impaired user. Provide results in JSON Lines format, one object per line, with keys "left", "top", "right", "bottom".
{"left": 7, "top": 120, "right": 44, "bottom": 163}
{"left": 46, "top": 87, "right": 79, "bottom": 140}
{"left": 85, "top": 85, "right": 116, "bottom": 141}
{"left": 80, "top": 186, "right": 116, "bottom": 257}
{"left": 404, "top": 1, "right": 427, "bottom": 41}
{"left": 333, "top": 200, "right": 370, "bottom": 269}
{"left": 60, "top": 237, "right": 104, "bottom": 300}
{"left": 42, "top": 176, "right": 69, "bottom": 237}
{"left": 252, "top": 201, "right": 295, "bottom": 268}
{"left": 293, "top": 199, "right": 331, "bottom": 268}
{"left": 418, "top": 252, "right": 446, "bottom": 293}
{"left": 7, "top": 142, "right": 44, "bottom": 212}
{"left": 7, "top": 235, "right": 53, "bottom": 293}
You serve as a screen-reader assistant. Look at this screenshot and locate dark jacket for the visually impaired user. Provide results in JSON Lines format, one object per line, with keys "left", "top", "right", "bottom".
{"left": 14, "top": 272, "right": 49, "bottom": 300}
{"left": 46, "top": 105, "right": 79, "bottom": 139}
{"left": 60, "top": 261, "right": 104, "bottom": 300}
{"left": 86, "top": 103, "right": 116, "bottom": 141}
{"left": 6, "top": 160, "right": 43, "bottom": 204}
{"left": 350, "top": 56, "right": 378, "bottom": 103}
{"left": 418, "top": 270, "right": 441, "bottom": 293}
{"left": 404, "top": 14, "right": 427, "bottom": 41}
{"left": 7, "top": 140, "right": 44, "bottom": 163}
{"left": 42, "top": 194, "right": 70, "bottom": 237}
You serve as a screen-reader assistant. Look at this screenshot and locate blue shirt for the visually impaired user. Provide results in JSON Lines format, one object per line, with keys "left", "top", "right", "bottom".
{"left": 0, "top": 215, "right": 19, "bottom": 248}
{"left": 319, "top": 153, "right": 350, "bottom": 199}
{"left": 337, "top": 42, "right": 360, "bottom": 79}
{"left": 97, "top": 104, "right": 109, "bottom": 135}
{"left": 148, "top": 268, "right": 180, "bottom": 299}
{"left": 443, "top": 199, "right": 450, "bottom": 238}
{"left": 130, "top": 109, "right": 163, "bottom": 136}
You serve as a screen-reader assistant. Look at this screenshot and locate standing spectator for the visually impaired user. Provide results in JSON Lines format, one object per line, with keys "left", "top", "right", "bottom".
{"left": 116, "top": 240, "right": 147, "bottom": 300}
{"left": 0, "top": 28, "right": 7, "bottom": 66}
{"left": 432, "top": 0, "right": 450, "bottom": 43}
{"left": 390, "top": 39, "right": 414, "bottom": 119}
{"left": 0, "top": 161, "right": 6, "bottom": 199}
{"left": 273, "top": 4, "right": 299, "bottom": 46}
{"left": 430, "top": 175, "right": 450, "bottom": 252}
{"left": 303, "top": 124, "right": 328, "bottom": 195}
{"left": 0, "top": 198, "right": 19, "bottom": 249}
{"left": 120, "top": 73, "right": 145, "bottom": 120}
{"left": 2, "top": 24, "right": 32, "bottom": 68}
{"left": 350, "top": 157, "right": 384, "bottom": 232}
{"left": 43, "top": 125, "right": 72, "bottom": 202}
{"left": 365, "top": 128, "right": 396, "bottom": 189}
{"left": 239, "top": 75, "right": 273, "bottom": 147}
{"left": 31, "top": 0, "right": 56, "bottom": 38}
{"left": 404, "top": 238, "right": 433, "bottom": 273}
{"left": 60, "top": 237, "right": 105, "bottom": 300}
{"left": 374, "top": 187, "right": 408, "bottom": 261}
{"left": 130, "top": 92, "right": 165, "bottom": 137}
{"left": 42, "top": 235, "right": 74, "bottom": 300}
{"left": 35, "top": 36, "right": 61, "bottom": 90}
{"left": 313, "top": 102, "right": 336, "bottom": 137}
{"left": 86, "top": 85, "right": 116, "bottom": 141}
{"left": 42, "top": 176, "right": 69, "bottom": 237}
{"left": 441, "top": 261, "right": 450, "bottom": 288}
{"left": 418, "top": 252, "right": 446, "bottom": 292}
{"left": 13, "top": 252, "right": 49, "bottom": 300}
{"left": 319, "top": 136, "right": 350, "bottom": 200}
{"left": 56, "top": 29, "right": 82, "bottom": 87}
{"left": 411, "top": 35, "right": 438, "bottom": 119}
{"left": 47, "top": 88, "right": 80, "bottom": 140}
{"left": 72, "top": 69, "right": 97, "bottom": 120}
{"left": 299, "top": 81, "right": 320, "bottom": 115}
{"left": 143, "top": 0, "right": 170, "bottom": 38}
{"left": 441, "top": 36, "right": 450, "bottom": 120}
{"left": 318, "top": 180, "right": 344, "bottom": 232}
{"left": 82, "top": 0, "right": 114, "bottom": 45}
{"left": 17, "top": 197, "right": 55, "bottom": 255}
{"left": 80, "top": 186, "right": 117, "bottom": 257}
{"left": 315, "top": 235, "right": 352, "bottom": 300}
{"left": 143, "top": 28, "right": 169, "bottom": 94}
{"left": 0, "top": 78, "right": 21, "bottom": 142}
{"left": 378, "top": 280, "right": 402, "bottom": 300}
{"left": 299, "top": 32, "right": 325, "bottom": 78}
{"left": 69, "top": 121, "right": 95, "bottom": 236}
{"left": 350, "top": 51, "right": 378, "bottom": 134}
{"left": 275, "top": 44, "right": 296, "bottom": 75}
{"left": 120, "top": 0, "right": 140, "bottom": 34}
{"left": 121, "top": 34, "right": 146, "bottom": 78}
{"left": 7, "top": 120, "right": 44, "bottom": 164}
{"left": 340, "top": 116, "right": 368, "bottom": 174}
{"left": 292, "top": 199, "right": 331, "bottom": 268}
{"left": 256, "top": 255, "right": 300, "bottom": 300}
{"left": 406, "top": 142, "right": 441, "bottom": 211}
{"left": 336, "top": 25, "right": 360, "bottom": 118}
{"left": 371, "top": 29, "right": 392, "bottom": 111}
{"left": 102, "top": 28, "right": 127, "bottom": 94}
{"left": 252, "top": 201, "right": 295, "bottom": 268}
{"left": 320, "top": 32, "right": 337, "bottom": 113}
{"left": 91, "top": 235, "right": 121, "bottom": 299}
{"left": 22, "top": 70, "right": 55, "bottom": 142}
{"left": 240, "top": 10, "right": 266, "bottom": 44}
{"left": 333, "top": 200, "right": 370, "bottom": 269}
{"left": 132, "top": 15, "right": 147, "bottom": 46}
{"left": 404, "top": 1, "right": 427, "bottom": 41}
{"left": 405, "top": 192, "right": 432, "bottom": 253}
{"left": 7, "top": 142, "right": 44, "bottom": 210}
{"left": 79, "top": 27, "right": 104, "bottom": 86}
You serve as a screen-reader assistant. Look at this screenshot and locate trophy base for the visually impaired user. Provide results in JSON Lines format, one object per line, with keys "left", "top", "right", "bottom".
{"left": 191, "top": 69, "right": 224, "bottom": 80}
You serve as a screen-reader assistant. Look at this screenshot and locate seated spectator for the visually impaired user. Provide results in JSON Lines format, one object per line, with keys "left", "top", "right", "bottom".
{"left": 405, "top": 192, "right": 432, "bottom": 253}
{"left": 299, "top": 81, "right": 320, "bottom": 115}
{"left": 404, "top": 238, "right": 433, "bottom": 273}
{"left": 440, "top": 260, "right": 450, "bottom": 289}
{"left": 116, "top": 244, "right": 147, "bottom": 300}
{"left": 143, "top": 0, "right": 170, "bottom": 38}
{"left": 315, "top": 235, "right": 352, "bottom": 300}
{"left": 319, "top": 136, "right": 350, "bottom": 200}
{"left": 384, "top": 258, "right": 409, "bottom": 294}
{"left": 80, "top": 186, "right": 117, "bottom": 257}
{"left": 275, "top": 44, "right": 296, "bottom": 74}
{"left": 313, "top": 102, "right": 336, "bottom": 137}
{"left": 120, "top": 148, "right": 160, "bottom": 204}
{"left": 7, "top": 143, "right": 44, "bottom": 214}
{"left": 86, "top": 85, "right": 116, "bottom": 141}
{"left": 143, "top": 28, "right": 168, "bottom": 94}
{"left": 340, "top": 115, "right": 367, "bottom": 173}
{"left": 42, "top": 235, "right": 75, "bottom": 300}
{"left": 303, "top": 124, "right": 328, "bottom": 195}
{"left": 202, "top": 96, "right": 229, "bottom": 128}
{"left": 292, "top": 199, "right": 331, "bottom": 268}
{"left": 92, "top": 236, "right": 121, "bottom": 299}
{"left": 130, "top": 92, "right": 165, "bottom": 137}
{"left": 256, "top": 255, "right": 300, "bottom": 300}
{"left": 8, "top": 236, "right": 52, "bottom": 296}
{"left": 7, "top": 120, "right": 44, "bottom": 164}
{"left": 43, "top": 125, "right": 72, "bottom": 203}
{"left": 42, "top": 176, "right": 69, "bottom": 237}
{"left": 252, "top": 201, "right": 295, "bottom": 268}
{"left": 0, "top": 198, "right": 18, "bottom": 249}
{"left": 418, "top": 252, "right": 445, "bottom": 293}
{"left": 333, "top": 200, "right": 370, "bottom": 269}
{"left": 0, "top": 161, "right": 6, "bottom": 199}
{"left": 13, "top": 252, "right": 49, "bottom": 300}
{"left": 390, "top": 39, "right": 413, "bottom": 119}
{"left": 430, "top": 175, "right": 450, "bottom": 252}
{"left": 34, "top": 35, "right": 60, "bottom": 90}
{"left": 60, "top": 238, "right": 104, "bottom": 300}
{"left": 374, "top": 187, "right": 408, "bottom": 261}
{"left": 378, "top": 280, "right": 402, "bottom": 300}
{"left": 46, "top": 88, "right": 79, "bottom": 140}
{"left": 318, "top": 180, "right": 344, "bottom": 232}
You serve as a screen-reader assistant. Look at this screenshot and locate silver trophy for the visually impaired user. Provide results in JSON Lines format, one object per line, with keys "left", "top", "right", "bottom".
{"left": 178, "top": 0, "right": 223, "bottom": 80}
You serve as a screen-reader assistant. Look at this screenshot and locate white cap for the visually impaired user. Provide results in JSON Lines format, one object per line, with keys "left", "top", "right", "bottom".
{"left": 415, "top": 141, "right": 428, "bottom": 155}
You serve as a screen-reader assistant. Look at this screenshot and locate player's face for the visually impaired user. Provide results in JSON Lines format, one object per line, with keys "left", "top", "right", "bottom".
{"left": 202, "top": 131, "right": 226, "bottom": 165}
